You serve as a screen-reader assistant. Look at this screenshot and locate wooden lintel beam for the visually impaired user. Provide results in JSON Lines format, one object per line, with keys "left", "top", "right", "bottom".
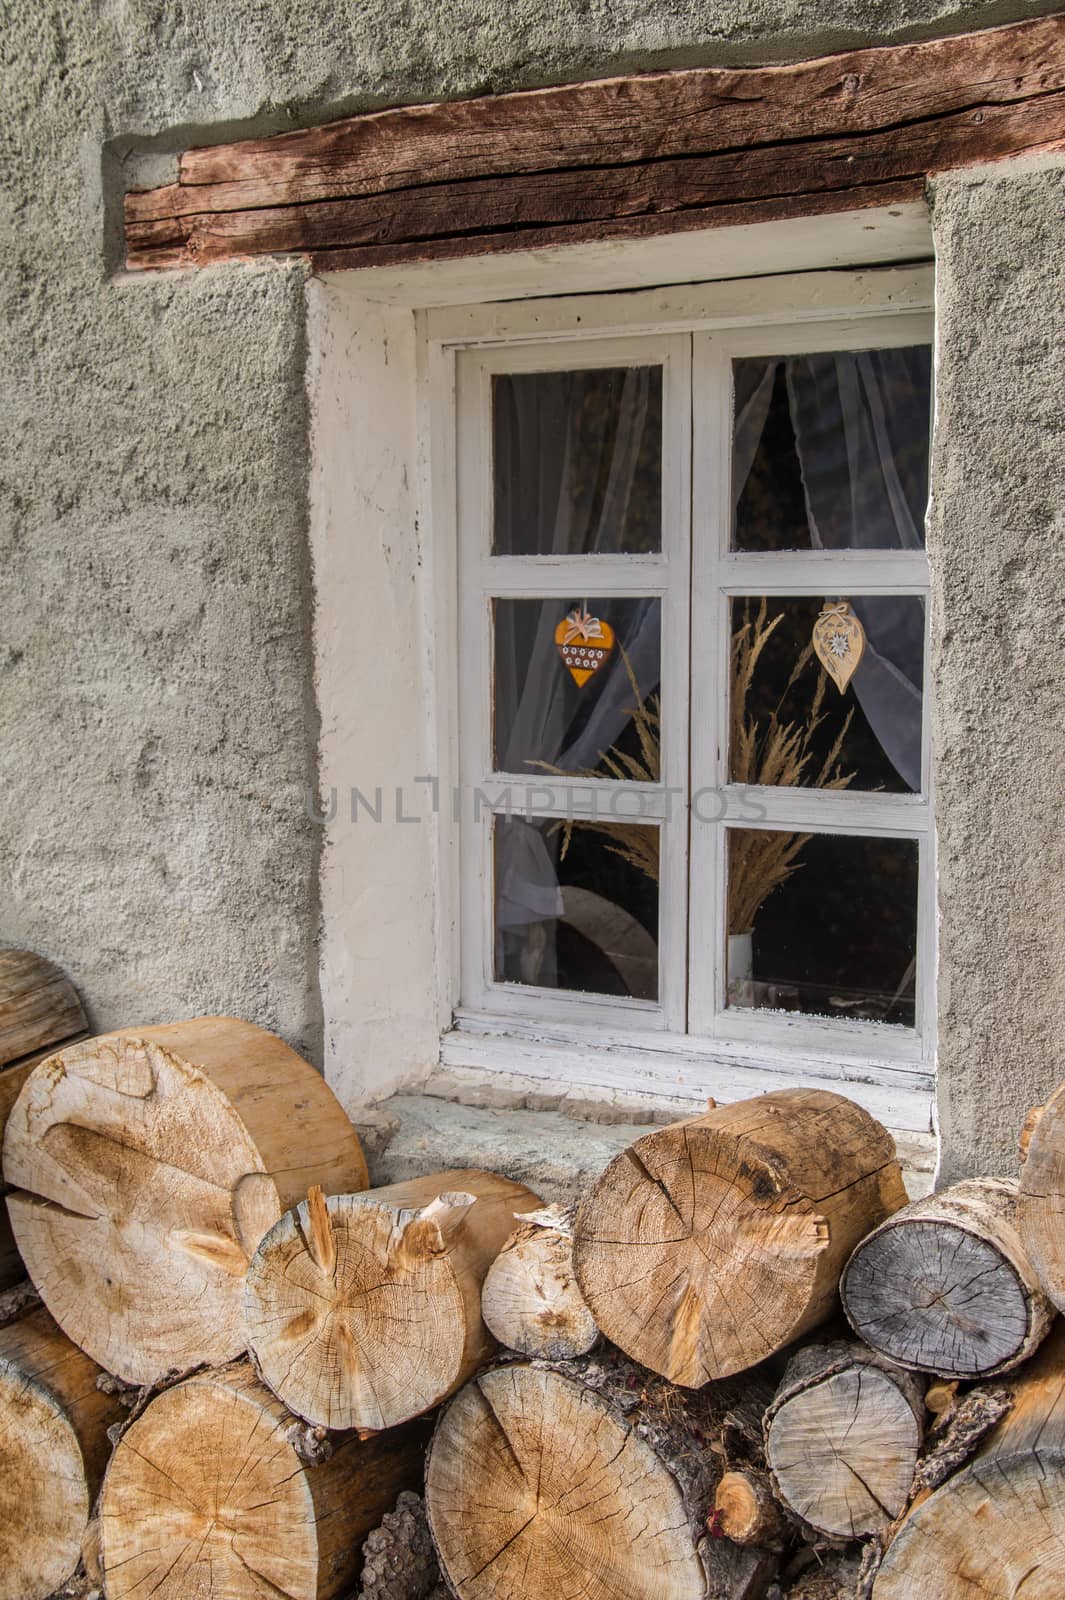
{"left": 124, "top": 14, "right": 1065, "bottom": 273}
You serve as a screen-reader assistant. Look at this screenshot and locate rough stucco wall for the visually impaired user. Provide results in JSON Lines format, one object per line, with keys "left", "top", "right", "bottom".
{"left": 929, "top": 156, "right": 1065, "bottom": 1179}
{"left": 1, "top": 2, "right": 1062, "bottom": 1106}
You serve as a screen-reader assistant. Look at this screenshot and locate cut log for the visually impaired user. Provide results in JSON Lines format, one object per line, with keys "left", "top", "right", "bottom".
{"left": 426, "top": 1353, "right": 779, "bottom": 1600}
{"left": 0, "top": 953, "right": 88, "bottom": 1292}
{"left": 0, "top": 1307, "right": 126, "bottom": 1600}
{"left": 358, "top": 1490, "right": 442, "bottom": 1600}
{"left": 480, "top": 1203, "right": 599, "bottom": 1360}
{"left": 100, "top": 1360, "right": 429, "bottom": 1600}
{"left": 842, "top": 1176, "right": 1054, "bottom": 1377}
{"left": 1018, "top": 1082, "right": 1065, "bottom": 1310}
{"left": 714, "top": 1467, "right": 792, "bottom": 1550}
{"left": 2, "top": 1016, "right": 368, "bottom": 1383}
{"left": 573, "top": 1089, "right": 906, "bottom": 1384}
{"left": 0, "top": 949, "right": 87, "bottom": 1068}
{"left": 873, "top": 1320, "right": 1065, "bottom": 1597}
{"left": 765, "top": 1341, "right": 925, "bottom": 1540}
{"left": 245, "top": 1170, "right": 542, "bottom": 1431}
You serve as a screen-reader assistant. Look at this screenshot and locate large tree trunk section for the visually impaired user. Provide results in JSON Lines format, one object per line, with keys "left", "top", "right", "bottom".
{"left": 1018, "top": 1085, "right": 1065, "bottom": 1310}
{"left": 2, "top": 1017, "right": 369, "bottom": 1384}
{"left": 245, "top": 1171, "right": 542, "bottom": 1431}
{"left": 765, "top": 1342, "right": 925, "bottom": 1540}
{"left": 873, "top": 1321, "right": 1065, "bottom": 1598}
{"left": 100, "top": 1361, "right": 429, "bottom": 1600}
{"left": 0, "top": 1307, "right": 126, "bottom": 1600}
{"left": 480, "top": 1204, "right": 599, "bottom": 1360}
{"left": 573, "top": 1089, "right": 905, "bottom": 1384}
{"left": 842, "top": 1177, "right": 1053, "bottom": 1378}
{"left": 426, "top": 1355, "right": 778, "bottom": 1600}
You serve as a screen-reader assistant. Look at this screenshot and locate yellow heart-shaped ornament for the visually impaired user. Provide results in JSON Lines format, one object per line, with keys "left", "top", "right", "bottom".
{"left": 554, "top": 609, "right": 616, "bottom": 687}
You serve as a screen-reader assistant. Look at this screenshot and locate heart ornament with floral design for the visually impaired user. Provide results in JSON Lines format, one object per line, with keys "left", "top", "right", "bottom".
{"left": 812, "top": 601, "right": 866, "bottom": 693}
{"left": 555, "top": 607, "right": 615, "bottom": 687}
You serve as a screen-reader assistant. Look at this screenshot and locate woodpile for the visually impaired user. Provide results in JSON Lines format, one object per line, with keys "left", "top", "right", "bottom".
{"left": 5, "top": 954, "right": 1065, "bottom": 1599}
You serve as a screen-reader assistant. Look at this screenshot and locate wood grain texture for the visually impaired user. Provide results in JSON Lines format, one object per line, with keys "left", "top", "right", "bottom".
{"left": 765, "top": 1340, "right": 925, "bottom": 1540}
{"left": 245, "top": 1170, "right": 542, "bottom": 1431}
{"left": 0, "top": 950, "right": 86, "bottom": 1068}
{"left": 124, "top": 16, "right": 1065, "bottom": 272}
{"left": 0, "top": 1307, "right": 126, "bottom": 1600}
{"left": 873, "top": 1320, "right": 1065, "bottom": 1598}
{"left": 2, "top": 1017, "right": 369, "bottom": 1384}
{"left": 480, "top": 1204, "right": 599, "bottom": 1361}
{"left": 1018, "top": 1081, "right": 1065, "bottom": 1310}
{"left": 573, "top": 1088, "right": 905, "bottom": 1385}
{"left": 842, "top": 1176, "right": 1054, "bottom": 1377}
{"left": 100, "top": 1361, "right": 430, "bottom": 1600}
{"left": 426, "top": 1353, "right": 778, "bottom": 1600}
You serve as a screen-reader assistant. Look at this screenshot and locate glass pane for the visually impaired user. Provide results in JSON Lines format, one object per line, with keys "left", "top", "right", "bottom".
{"left": 493, "top": 367, "right": 662, "bottom": 555}
{"left": 493, "top": 596, "right": 661, "bottom": 778}
{"left": 494, "top": 814, "right": 659, "bottom": 1000}
{"left": 732, "top": 346, "right": 931, "bottom": 552}
{"left": 726, "top": 829, "right": 918, "bottom": 1027}
{"left": 729, "top": 596, "right": 924, "bottom": 794}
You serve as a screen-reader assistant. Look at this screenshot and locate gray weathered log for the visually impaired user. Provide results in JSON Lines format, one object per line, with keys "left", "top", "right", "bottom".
{"left": 766, "top": 1342, "right": 925, "bottom": 1541}
{"left": 356, "top": 1491, "right": 441, "bottom": 1600}
{"left": 842, "top": 1177, "right": 1053, "bottom": 1377}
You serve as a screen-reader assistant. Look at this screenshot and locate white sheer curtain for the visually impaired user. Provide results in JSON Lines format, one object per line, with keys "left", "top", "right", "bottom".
{"left": 734, "top": 349, "right": 930, "bottom": 791}
{"left": 493, "top": 369, "right": 661, "bottom": 978}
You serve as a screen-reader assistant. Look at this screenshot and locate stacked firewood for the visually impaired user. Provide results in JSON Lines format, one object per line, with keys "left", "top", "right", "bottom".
{"left": 3, "top": 950, "right": 1065, "bottom": 1599}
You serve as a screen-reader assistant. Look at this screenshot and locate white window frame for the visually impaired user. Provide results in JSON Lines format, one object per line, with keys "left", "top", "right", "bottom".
{"left": 425, "top": 263, "right": 937, "bottom": 1128}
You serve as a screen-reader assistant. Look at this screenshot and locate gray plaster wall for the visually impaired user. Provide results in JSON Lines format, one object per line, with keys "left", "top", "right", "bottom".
{"left": 929, "top": 158, "right": 1065, "bottom": 1180}
{"left": 1, "top": 3, "right": 1062, "bottom": 1167}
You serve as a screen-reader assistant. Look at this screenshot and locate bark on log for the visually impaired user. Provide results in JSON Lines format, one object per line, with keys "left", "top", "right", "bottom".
{"left": 873, "top": 1320, "right": 1065, "bottom": 1597}
{"left": 1018, "top": 1083, "right": 1065, "bottom": 1310}
{"left": 245, "top": 1171, "right": 542, "bottom": 1431}
{"left": 357, "top": 1490, "right": 442, "bottom": 1600}
{"left": 100, "top": 1361, "right": 430, "bottom": 1600}
{"left": 573, "top": 1089, "right": 905, "bottom": 1384}
{"left": 426, "top": 1352, "right": 779, "bottom": 1600}
{"left": 480, "top": 1204, "right": 599, "bottom": 1360}
{"left": 2, "top": 1017, "right": 369, "bottom": 1384}
{"left": 842, "top": 1177, "right": 1054, "bottom": 1377}
{"left": 765, "top": 1342, "right": 925, "bottom": 1540}
{"left": 0, "top": 1307, "right": 126, "bottom": 1600}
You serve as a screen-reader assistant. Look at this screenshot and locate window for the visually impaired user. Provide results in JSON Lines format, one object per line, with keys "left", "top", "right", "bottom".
{"left": 452, "top": 276, "right": 934, "bottom": 1086}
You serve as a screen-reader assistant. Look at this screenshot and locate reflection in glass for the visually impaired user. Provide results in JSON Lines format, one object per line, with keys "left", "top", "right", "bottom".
{"left": 493, "top": 368, "right": 662, "bottom": 556}
{"left": 726, "top": 829, "right": 918, "bottom": 1026}
{"left": 732, "top": 347, "right": 931, "bottom": 552}
{"left": 494, "top": 814, "right": 659, "bottom": 999}
{"left": 729, "top": 596, "right": 925, "bottom": 794}
{"left": 493, "top": 596, "right": 661, "bottom": 778}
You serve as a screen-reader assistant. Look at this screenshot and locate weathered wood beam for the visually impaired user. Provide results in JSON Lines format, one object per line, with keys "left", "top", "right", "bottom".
{"left": 125, "top": 14, "right": 1065, "bottom": 273}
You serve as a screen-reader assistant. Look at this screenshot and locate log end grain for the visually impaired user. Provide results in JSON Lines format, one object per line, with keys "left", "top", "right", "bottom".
{"left": 481, "top": 1208, "right": 599, "bottom": 1361}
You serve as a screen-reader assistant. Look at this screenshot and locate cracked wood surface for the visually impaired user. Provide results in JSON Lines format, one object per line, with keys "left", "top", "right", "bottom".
{"left": 123, "top": 16, "right": 1065, "bottom": 273}
{"left": 1018, "top": 1083, "right": 1065, "bottom": 1312}
{"left": 245, "top": 1170, "right": 541, "bottom": 1433}
{"left": 480, "top": 1204, "right": 599, "bottom": 1362}
{"left": 572, "top": 1088, "right": 906, "bottom": 1385}
{"left": 2, "top": 1017, "right": 368, "bottom": 1385}
{"left": 873, "top": 1320, "right": 1065, "bottom": 1598}
{"left": 426, "top": 1352, "right": 777, "bottom": 1600}
{"left": 765, "top": 1340, "right": 925, "bottom": 1541}
{"left": 0, "top": 1307, "right": 125, "bottom": 1600}
{"left": 842, "top": 1176, "right": 1054, "bottom": 1378}
{"left": 100, "top": 1360, "right": 429, "bottom": 1600}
